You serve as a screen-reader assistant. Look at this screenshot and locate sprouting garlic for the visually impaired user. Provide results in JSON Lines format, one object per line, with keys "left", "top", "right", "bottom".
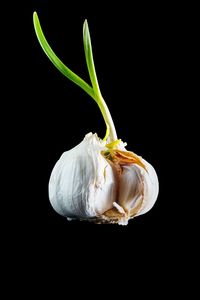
{"left": 49, "top": 133, "right": 158, "bottom": 225}
{"left": 33, "top": 13, "right": 159, "bottom": 225}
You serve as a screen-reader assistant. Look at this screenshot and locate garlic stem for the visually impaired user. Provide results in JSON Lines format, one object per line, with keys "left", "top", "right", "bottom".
{"left": 83, "top": 20, "right": 117, "bottom": 141}
{"left": 96, "top": 94, "right": 117, "bottom": 141}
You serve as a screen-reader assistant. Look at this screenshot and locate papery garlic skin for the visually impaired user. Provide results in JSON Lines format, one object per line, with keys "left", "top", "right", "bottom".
{"left": 49, "top": 133, "right": 159, "bottom": 225}
{"left": 49, "top": 133, "right": 118, "bottom": 219}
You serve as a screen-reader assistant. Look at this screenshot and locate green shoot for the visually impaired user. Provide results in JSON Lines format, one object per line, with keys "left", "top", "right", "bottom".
{"left": 33, "top": 12, "right": 117, "bottom": 141}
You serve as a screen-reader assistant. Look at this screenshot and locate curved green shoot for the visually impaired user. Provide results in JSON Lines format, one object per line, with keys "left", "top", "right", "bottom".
{"left": 33, "top": 12, "right": 95, "bottom": 100}
{"left": 83, "top": 20, "right": 101, "bottom": 97}
{"left": 83, "top": 20, "right": 117, "bottom": 141}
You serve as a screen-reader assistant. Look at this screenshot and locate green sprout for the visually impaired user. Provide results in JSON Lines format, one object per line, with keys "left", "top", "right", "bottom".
{"left": 33, "top": 12, "right": 117, "bottom": 141}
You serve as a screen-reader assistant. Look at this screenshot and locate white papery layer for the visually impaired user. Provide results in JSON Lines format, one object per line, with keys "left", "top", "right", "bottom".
{"left": 49, "top": 133, "right": 117, "bottom": 218}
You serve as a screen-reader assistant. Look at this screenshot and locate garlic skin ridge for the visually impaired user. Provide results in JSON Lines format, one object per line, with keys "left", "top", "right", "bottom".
{"left": 49, "top": 133, "right": 159, "bottom": 225}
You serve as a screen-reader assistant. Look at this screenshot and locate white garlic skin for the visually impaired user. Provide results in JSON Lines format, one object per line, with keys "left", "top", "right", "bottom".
{"left": 49, "top": 133, "right": 118, "bottom": 219}
{"left": 49, "top": 133, "right": 159, "bottom": 224}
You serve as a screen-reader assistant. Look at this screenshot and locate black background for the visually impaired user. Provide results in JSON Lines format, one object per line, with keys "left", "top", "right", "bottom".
{"left": 10, "top": 0, "right": 195, "bottom": 291}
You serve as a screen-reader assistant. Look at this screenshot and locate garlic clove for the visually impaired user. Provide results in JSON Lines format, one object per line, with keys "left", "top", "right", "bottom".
{"left": 118, "top": 165, "right": 144, "bottom": 216}
{"left": 93, "top": 162, "right": 118, "bottom": 215}
{"left": 136, "top": 159, "right": 159, "bottom": 216}
{"left": 118, "top": 159, "right": 159, "bottom": 218}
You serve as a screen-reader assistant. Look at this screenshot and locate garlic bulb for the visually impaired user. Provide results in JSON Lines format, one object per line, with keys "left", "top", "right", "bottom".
{"left": 49, "top": 133, "right": 158, "bottom": 225}
{"left": 33, "top": 13, "right": 159, "bottom": 225}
